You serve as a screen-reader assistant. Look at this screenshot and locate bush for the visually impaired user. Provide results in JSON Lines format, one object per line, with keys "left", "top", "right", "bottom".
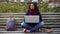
{"left": 0, "top": 3, "right": 27, "bottom": 13}
{"left": 53, "top": 7, "right": 60, "bottom": 13}
{"left": 39, "top": 2, "right": 60, "bottom": 13}
{"left": 0, "top": 2, "right": 60, "bottom": 13}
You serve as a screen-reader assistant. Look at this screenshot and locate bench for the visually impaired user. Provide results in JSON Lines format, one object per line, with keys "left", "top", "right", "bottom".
{"left": 0, "top": 13, "right": 60, "bottom": 32}
{"left": 0, "top": 13, "right": 60, "bottom": 28}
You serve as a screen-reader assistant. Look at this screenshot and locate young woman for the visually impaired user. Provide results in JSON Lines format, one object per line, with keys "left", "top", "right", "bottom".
{"left": 5, "top": 16, "right": 16, "bottom": 31}
{"left": 21, "top": 3, "right": 44, "bottom": 32}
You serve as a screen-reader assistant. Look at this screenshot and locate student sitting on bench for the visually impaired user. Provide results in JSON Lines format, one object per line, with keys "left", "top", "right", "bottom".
{"left": 5, "top": 16, "right": 16, "bottom": 31}
{"left": 21, "top": 3, "right": 44, "bottom": 32}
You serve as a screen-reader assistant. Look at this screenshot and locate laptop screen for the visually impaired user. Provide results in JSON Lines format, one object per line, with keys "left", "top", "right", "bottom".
{"left": 24, "top": 15, "right": 39, "bottom": 23}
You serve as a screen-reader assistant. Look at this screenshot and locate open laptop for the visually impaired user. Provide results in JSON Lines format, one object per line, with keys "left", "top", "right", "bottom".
{"left": 24, "top": 15, "right": 39, "bottom": 23}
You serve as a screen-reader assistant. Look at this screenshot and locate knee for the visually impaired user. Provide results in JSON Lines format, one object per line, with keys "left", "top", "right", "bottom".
{"left": 21, "top": 22, "right": 25, "bottom": 26}
{"left": 38, "top": 21, "right": 44, "bottom": 27}
{"left": 40, "top": 21, "right": 44, "bottom": 25}
{"left": 21, "top": 22, "right": 26, "bottom": 26}
{"left": 21, "top": 22, "right": 27, "bottom": 26}
{"left": 21, "top": 22, "right": 26, "bottom": 25}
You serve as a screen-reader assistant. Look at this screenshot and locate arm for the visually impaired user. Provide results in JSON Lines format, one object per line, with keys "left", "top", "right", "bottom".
{"left": 38, "top": 12, "right": 43, "bottom": 22}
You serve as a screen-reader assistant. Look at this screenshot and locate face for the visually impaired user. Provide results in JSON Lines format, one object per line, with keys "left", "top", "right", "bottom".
{"left": 30, "top": 4, "right": 35, "bottom": 9}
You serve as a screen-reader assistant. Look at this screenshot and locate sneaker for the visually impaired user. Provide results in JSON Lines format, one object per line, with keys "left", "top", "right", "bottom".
{"left": 23, "top": 29, "right": 30, "bottom": 33}
{"left": 45, "top": 27, "right": 52, "bottom": 33}
{"left": 36, "top": 29, "right": 40, "bottom": 32}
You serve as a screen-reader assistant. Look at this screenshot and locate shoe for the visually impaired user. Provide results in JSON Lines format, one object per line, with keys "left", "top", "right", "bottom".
{"left": 36, "top": 29, "right": 40, "bottom": 32}
{"left": 23, "top": 29, "right": 30, "bottom": 33}
{"left": 45, "top": 27, "right": 52, "bottom": 33}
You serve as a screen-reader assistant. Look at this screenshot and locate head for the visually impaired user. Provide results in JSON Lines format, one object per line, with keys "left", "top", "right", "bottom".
{"left": 30, "top": 4, "right": 35, "bottom": 9}
{"left": 28, "top": 3, "right": 39, "bottom": 10}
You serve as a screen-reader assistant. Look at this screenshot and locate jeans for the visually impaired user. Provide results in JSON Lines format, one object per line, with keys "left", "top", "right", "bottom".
{"left": 21, "top": 21, "right": 44, "bottom": 32}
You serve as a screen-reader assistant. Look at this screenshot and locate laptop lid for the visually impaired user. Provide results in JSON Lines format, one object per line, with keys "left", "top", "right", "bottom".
{"left": 25, "top": 15, "right": 39, "bottom": 23}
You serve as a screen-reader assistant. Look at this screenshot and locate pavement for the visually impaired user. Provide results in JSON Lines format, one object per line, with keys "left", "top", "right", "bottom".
{"left": 0, "top": 32, "right": 60, "bottom": 34}
{"left": 0, "top": 28, "right": 60, "bottom": 34}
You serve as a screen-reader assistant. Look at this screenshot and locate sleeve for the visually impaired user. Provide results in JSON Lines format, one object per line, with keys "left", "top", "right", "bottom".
{"left": 38, "top": 12, "right": 43, "bottom": 22}
{"left": 26, "top": 11, "right": 29, "bottom": 15}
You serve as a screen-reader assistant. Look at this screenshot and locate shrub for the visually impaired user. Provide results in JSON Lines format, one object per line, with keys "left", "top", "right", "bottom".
{"left": 0, "top": 2, "right": 60, "bottom": 13}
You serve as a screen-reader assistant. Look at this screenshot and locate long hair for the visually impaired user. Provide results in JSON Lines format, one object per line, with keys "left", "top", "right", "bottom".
{"left": 28, "top": 3, "right": 39, "bottom": 13}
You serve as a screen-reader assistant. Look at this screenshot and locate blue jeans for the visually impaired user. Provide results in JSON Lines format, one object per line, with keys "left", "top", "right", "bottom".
{"left": 21, "top": 21, "right": 44, "bottom": 32}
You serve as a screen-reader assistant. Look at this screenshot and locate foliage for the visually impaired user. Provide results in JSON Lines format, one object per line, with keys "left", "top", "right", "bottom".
{"left": 0, "top": 2, "right": 60, "bottom": 13}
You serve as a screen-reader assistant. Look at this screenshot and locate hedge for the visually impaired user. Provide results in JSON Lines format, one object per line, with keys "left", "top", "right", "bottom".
{"left": 0, "top": 2, "right": 60, "bottom": 13}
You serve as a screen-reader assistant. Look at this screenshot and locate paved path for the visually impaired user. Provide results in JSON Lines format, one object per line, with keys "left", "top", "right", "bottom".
{"left": 0, "top": 28, "right": 60, "bottom": 34}
{"left": 0, "top": 32, "right": 60, "bottom": 34}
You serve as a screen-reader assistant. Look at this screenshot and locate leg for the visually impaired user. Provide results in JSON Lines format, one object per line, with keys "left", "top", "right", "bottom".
{"left": 30, "top": 21, "right": 44, "bottom": 32}
{"left": 21, "top": 22, "right": 32, "bottom": 30}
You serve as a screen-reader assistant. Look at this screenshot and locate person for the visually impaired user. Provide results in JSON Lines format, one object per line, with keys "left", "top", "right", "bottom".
{"left": 21, "top": 3, "right": 44, "bottom": 32}
{"left": 5, "top": 16, "right": 16, "bottom": 31}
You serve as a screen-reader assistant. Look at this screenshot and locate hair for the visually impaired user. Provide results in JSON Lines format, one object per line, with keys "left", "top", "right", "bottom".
{"left": 28, "top": 3, "right": 39, "bottom": 12}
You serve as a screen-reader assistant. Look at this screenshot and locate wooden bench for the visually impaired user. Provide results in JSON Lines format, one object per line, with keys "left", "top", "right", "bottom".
{"left": 0, "top": 13, "right": 60, "bottom": 28}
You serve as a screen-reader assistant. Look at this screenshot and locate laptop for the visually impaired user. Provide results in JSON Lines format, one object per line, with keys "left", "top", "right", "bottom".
{"left": 24, "top": 15, "right": 39, "bottom": 23}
